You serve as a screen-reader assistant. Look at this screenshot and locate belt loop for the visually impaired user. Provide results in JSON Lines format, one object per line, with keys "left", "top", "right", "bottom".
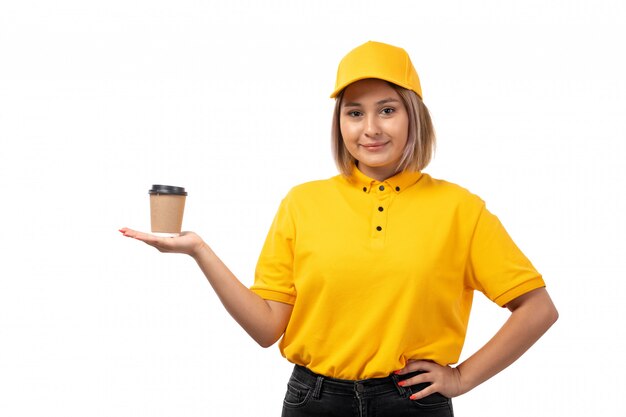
{"left": 391, "top": 373, "right": 407, "bottom": 397}
{"left": 312, "top": 375, "right": 324, "bottom": 399}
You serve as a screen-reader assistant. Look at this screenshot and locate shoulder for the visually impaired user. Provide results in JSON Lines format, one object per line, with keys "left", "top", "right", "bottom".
{"left": 284, "top": 175, "right": 343, "bottom": 201}
{"left": 274, "top": 177, "right": 342, "bottom": 221}
{"left": 419, "top": 173, "right": 485, "bottom": 208}
{"left": 416, "top": 174, "right": 487, "bottom": 226}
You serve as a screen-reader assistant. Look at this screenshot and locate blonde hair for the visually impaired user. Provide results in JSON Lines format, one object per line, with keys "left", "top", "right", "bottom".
{"left": 331, "top": 82, "right": 436, "bottom": 177}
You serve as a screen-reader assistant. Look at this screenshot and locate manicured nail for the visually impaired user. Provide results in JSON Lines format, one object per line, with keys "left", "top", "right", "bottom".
{"left": 394, "top": 370, "right": 401, "bottom": 375}
{"left": 410, "top": 394, "right": 417, "bottom": 400}
{"left": 397, "top": 381, "right": 405, "bottom": 387}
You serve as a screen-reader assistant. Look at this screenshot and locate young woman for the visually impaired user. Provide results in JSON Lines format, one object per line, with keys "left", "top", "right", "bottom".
{"left": 120, "top": 41, "right": 558, "bottom": 417}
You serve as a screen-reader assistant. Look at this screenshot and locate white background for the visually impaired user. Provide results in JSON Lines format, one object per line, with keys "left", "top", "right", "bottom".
{"left": 1, "top": 1, "right": 624, "bottom": 416}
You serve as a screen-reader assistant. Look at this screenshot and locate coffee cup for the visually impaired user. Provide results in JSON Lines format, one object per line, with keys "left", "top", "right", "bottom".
{"left": 149, "top": 185, "right": 187, "bottom": 237}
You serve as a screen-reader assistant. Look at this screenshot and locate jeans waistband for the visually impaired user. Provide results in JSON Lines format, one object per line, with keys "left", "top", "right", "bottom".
{"left": 291, "top": 365, "right": 421, "bottom": 398}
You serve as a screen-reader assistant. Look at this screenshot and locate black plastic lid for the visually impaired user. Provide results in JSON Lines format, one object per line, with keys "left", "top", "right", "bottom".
{"left": 149, "top": 185, "right": 187, "bottom": 196}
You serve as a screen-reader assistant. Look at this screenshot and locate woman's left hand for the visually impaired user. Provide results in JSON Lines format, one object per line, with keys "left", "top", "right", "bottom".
{"left": 395, "top": 360, "right": 464, "bottom": 400}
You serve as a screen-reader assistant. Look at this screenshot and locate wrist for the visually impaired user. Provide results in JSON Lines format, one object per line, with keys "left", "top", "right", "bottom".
{"left": 454, "top": 365, "right": 474, "bottom": 396}
{"left": 191, "top": 239, "right": 211, "bottom": 260}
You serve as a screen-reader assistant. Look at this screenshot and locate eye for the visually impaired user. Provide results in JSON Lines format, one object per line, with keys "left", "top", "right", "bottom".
{"left": 346, "top": 110, "right": 363, "bottom": 117}
{"left": 381, "top": 107, "right": 395, "bottom": 115}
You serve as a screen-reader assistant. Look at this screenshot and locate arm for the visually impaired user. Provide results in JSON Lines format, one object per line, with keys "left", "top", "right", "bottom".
{"left": 192, "top": 241, "right": 293, "bottom": 347}
{"left": 397, "top": 287, "right": 558, "bottom": 399}
{"left": 119, "top": 228, "right": 293, "bottom": 348}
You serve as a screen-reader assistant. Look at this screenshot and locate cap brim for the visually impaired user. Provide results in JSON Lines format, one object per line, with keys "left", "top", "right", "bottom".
{"left": 330, "top": 75, "right": 419, "bottom": 99}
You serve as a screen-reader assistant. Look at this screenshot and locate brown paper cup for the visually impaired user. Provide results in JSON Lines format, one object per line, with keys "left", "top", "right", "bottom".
{"left": 149, "top": 185, "right": 187, "bottom": 236}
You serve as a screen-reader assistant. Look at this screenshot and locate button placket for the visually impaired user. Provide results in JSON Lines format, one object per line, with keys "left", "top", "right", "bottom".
{"left": 372, "top": 183, "right": 390, "bottom": 242}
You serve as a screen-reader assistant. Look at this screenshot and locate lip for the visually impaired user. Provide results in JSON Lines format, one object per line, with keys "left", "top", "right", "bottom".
{"left": 360, "top": 142, "right": 389, "bottom": 151}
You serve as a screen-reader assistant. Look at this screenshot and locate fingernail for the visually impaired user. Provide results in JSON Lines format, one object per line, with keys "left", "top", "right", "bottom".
{"left": 409, "top": 394, "right": 417, "bottom": 400}
{"left": 397, "top": 381, "right": 405, "bottom": 387}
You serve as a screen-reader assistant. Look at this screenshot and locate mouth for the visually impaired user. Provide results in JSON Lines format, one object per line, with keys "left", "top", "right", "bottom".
{"left": 360, "top": 142, "right": 389, "bottom": 151}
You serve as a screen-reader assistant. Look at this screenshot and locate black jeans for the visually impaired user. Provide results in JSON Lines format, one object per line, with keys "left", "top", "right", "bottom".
{"left": 282, "top": 365, "right": 454, "bottom": 417}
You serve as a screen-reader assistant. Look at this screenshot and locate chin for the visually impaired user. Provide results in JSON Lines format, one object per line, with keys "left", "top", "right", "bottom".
{"left": 362, "top": 159, "right": 392, "bottom": 167}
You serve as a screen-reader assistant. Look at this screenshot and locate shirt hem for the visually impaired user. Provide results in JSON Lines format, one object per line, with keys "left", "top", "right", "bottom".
{"left": 250, "top": 288, "right": 296, "bottom": 305}
{"left": 493, "top": 276, "right": 546, "bottom": 307}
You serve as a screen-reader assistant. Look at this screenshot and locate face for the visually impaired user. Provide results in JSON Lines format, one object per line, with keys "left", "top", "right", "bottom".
{"left": 339, "top": 78, "right": 409, "bottom": 181}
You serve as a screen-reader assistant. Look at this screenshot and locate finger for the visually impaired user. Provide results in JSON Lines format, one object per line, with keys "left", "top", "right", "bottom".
{"left": 395, "top": 359, "right": 434, "bottom": 375}
{"left": 123, "top": 229, "right": 155, "bottom": 242}
{"left": 397, "top": 373, "right": 431, "bottom": 388}
{"left": 138, "top": 234, "right": 172, "bottom": 250}
{"left": 119, "top": 227, "right": 139, "bottom": 238}
{"left": 131, "top": 230, "right": 156, "bottom": 242}
{"left": 121, "top": 228, "right": 168, "bottom": 248}
{"left": 409, "top": 385, "right": 437, "bottom": 401}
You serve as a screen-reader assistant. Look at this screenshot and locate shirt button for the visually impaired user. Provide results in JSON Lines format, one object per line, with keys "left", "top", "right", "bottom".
{"left": 378, "top": 206, "right": 384, "bottom": 212}
{"left": 395, "top": 186, "right": 400, "bottom": 191}
{"left": 356, "top": 383, "right": 364, "bottom": 393}
{"left": 376, "top": 226, "right": 382, "bottom": 231}
{"left": 363, "top": 187, "right": 367, "bottom": 192}
{"left": 379, "top": 185, "right": 385, "bottom": 191}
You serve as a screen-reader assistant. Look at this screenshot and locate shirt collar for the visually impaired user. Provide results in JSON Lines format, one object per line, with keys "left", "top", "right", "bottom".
{"left": 349, "top": 166, "right": 423, "bottom": 194}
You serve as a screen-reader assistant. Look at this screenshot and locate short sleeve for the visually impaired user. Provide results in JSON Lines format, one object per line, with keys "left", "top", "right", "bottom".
{"left": 250, "top": 194, "right": 297, "bottom": 305}
{"left": 465, "top": 204, "right": 545, "bottom": 307}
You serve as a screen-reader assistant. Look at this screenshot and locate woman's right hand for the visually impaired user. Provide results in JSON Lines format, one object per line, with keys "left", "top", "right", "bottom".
{"left": 119, "top": 227, "right": 206, "bottom": 258}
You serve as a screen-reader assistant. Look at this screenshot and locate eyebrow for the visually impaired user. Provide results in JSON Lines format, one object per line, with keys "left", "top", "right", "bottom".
{"left": 343, "top": 98, "right": 401, "bottom": 108}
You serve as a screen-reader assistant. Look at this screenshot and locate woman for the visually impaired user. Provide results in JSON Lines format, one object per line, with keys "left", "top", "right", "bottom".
{"left": 121, "top": 41, "right": 558, "bottom": 416}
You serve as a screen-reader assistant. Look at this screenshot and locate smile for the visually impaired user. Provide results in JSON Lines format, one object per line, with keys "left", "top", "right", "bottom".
{"left": 360, "top": 142, "right": 389, "bottom": 151}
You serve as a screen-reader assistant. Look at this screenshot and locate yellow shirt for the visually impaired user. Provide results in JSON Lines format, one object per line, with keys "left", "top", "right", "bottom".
{"left": 251, "top": 167, "right": 545, "bottom": 380}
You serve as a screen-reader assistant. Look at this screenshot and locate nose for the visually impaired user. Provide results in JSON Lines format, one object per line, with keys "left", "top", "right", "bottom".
{"left": 364, "top": 114, "right": 381, "bottom": 137}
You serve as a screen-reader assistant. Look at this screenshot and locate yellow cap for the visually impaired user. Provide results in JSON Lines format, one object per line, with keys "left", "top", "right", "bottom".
{"left": 330, "top": 41, "right": 422, "bottom": 99}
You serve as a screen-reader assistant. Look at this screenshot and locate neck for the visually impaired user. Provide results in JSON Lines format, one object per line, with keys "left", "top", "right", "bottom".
{"left": 356, "top": 163, "right": 398, "bottom": 182}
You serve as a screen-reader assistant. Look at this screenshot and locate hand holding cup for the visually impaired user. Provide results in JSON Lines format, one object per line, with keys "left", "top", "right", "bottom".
{"left": 120, "top": 184, "right": 205, "bottom": 257}
{"left": 119, "top": 228, "right": 206, "bottom": 257}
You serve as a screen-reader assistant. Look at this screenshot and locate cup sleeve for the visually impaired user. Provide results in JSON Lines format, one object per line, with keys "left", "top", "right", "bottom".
{"left": 465, "top": 204, "right": 545, "bottom": 307}
{"left": 250, "top": 195, "right": 297, "bottom": 305}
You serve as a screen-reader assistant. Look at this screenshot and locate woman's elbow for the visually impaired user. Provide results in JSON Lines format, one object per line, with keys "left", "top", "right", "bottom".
{"left": 535, "top": 292, "right": 559, "bottom": 332}
{"left": 539, "top": 289, "right": 559, "bottom": 328}
{"left": 509, "top": 288, "right": 559, "bottom": 331}
{"left": 255, "top": 333, "right": 281, "bottom": 348}
{"left": 545, "top": 302, "right": 559, "bottom": 328}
